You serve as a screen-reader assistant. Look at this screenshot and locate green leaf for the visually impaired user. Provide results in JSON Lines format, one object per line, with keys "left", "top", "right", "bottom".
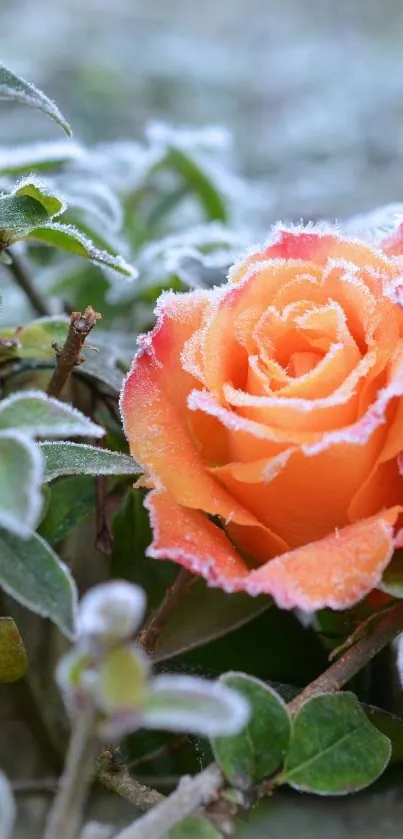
{"left": 13, "top": 175, "right": 66, "bottom": 218}
{"left": 0, "top": 195, "right": 49, "bottom": 239}
{"left": 96, "top": 645, "right": 149, "bottom": 713}
{"left": 40, "top": 442, "right": 140, "bottom": 482}
{"left": 212, "top": 673, "right": 291, "bottom": 789}
{"left": 282, "top": 692, "right": 391, "bottom": 794}
{"left": 0, "top": 63, "right": 72, "bottom": 135}
{"left": 0, "top": 140, "right": 82, "bottom": 176}
{"left": 165, "top": 147, "right": 227, "bottom": 222}
{"left": 166, "top": 816, "right": 221, "bottom": 839}
{"left": 78, "top": 348, "right": 124, "bottom": 392}
{"left": 0, "top": 528, "right": 77, "bottom": 638}
{"left": 0, "top": 391, "right": 104, "bottom": 439}
{"left": 0, "top": 617, "right": 27, "bottom": 682}
{"left": 154, "top": 581, "right": 271, "bottom": 663}
{"left": 0, "top": 431, "right": 43, "bottom": 537}
{"left": 38, "top": 476, "right": 95, "bottom": 545}
{"left": 1, "top": 316, "right": 69, "bottom": 360}
{"left": 143, "top": 673, "right": 250, "bottom": 737}
{"left": 26, "top": 222, "right": 137, "bottom": 278}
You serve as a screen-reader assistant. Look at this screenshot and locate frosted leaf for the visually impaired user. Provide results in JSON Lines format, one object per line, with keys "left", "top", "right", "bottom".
{"left": 77, "top": 581, "right": 146, "bottom": 645}
{"left": 26, "top": 221, "right": 137, "bottom": 279}
{"left": 141, "top": 674, "right": 250, "bottom": 737}
{"left": 0, "top": 62, "right": 72, "bottom": 136}
{"left": 145, "top": 122, "right": 232, "bottom": 154}
{"left": 341, "top": 204, "right": 403, "bottom": 244}
{"left": 13, "top": 173, "right": 67, "bottom": 218}
{"left": 40, "top": 441, "right": 140, "bottom": 482}
{"left": 0, "top": 390, "right": 104, "bottom": 439}
{"left": 0, "top": 139, "right": 84, "bottom": 175}
{"left": 0, "top": 430, "right": 43, "bottom": 538}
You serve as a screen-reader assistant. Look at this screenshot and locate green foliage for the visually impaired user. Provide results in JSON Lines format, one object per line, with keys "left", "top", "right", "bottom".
{"left": 41, "top": 442, "right": 140, "bottom": 482}
{"left": 0, "top": 62, "right": 72, "bottom": 135}
{"left": 281, "top": 693, "right": 391, "bottom": 795}
{"left": 0, "top": 528, "right": 76, "bottom": 638}
{"left": 212, "top": 673, "right": 291, "bottom": 789}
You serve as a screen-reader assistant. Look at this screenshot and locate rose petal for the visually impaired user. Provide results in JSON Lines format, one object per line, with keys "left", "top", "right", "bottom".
{"left": 243, "top": 509, "right": 401, "bottom": 610}
{"left": 121, "top": 292, "right": 256, "bottom": 525}
{"left": 145, "top": 490, "right": 250, "bottom": 588}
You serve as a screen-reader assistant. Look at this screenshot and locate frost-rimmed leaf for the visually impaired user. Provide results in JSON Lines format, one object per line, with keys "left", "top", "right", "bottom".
{"left": 0, "top": 430, "right": 43, "bottom": 537}
{"left": 141, "top": 674, "right": 250, "bottom": 737}
{"left": 26, "top": 222, "right": 137, "bottom": 278}
{"left": 0, "top": 140, "right": 83, "bottom": 175}
{"left": 13, "top": 174, "right": 66, "bottom": 218}
{"left": 0, "top": 194, "right": 49, "bottom": 236}
{"left": 282, "top": 692, "right": 391, "bottom": 795}
{"left": 78, "top": 351, "right": 124, "bottom": 392}
{"left": 40, "top": 442, "right": 140, "bottom": 482}
{"left": 1, "top": 315, "right": 69, "bottom": 359}
{"left": 166, "top": 816, "right": 221, "bottom": 839}
{"left": 0, "top": 391, "right": 104, "bottom": 439}
{"left": 0, "top": 528, "right": 77, "bottom": 638}
{"left": 0, "top": 769, "right": 15, "bottom": 839}
{"left": 0, "top": 63, "right": 71, "bottom": 136}
{"left": 0, "top": 617, "right": 27, "bottom": 683}
{"left": 212, "top": 673, "right": 291, "bottom": 789}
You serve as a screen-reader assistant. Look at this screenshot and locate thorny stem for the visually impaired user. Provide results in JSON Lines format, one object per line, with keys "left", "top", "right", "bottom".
{"left": 111, "top": 765, "right": 222, "bottom": 839}
{"left": 138, "top": 569, "right": 194, "bottom": 657}
{"left": 47, "top": 306, "right": 101, "bottom": 398}
{"left": 43, "top": 705, "right": 99, "bottom": 839}
{"left": 6, "top": 249, "right": 51, "bottom": 317}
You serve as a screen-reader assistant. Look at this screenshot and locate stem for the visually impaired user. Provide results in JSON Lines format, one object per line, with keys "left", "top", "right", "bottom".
{"left": 43, "top": 706, "right": 98, "bottom": 839}
{"left": 111, "top": 765, "right": 222, "bottom": 839}
{"left": 97, "top": 760, "right": 164, "bottom": 812}
{"left": 47, "top": 306, "right": 101, "bottom": 398}
{"left": 138, "top": 569, "right": 194, "bottom": 657}
{"left": 6, "top": 249, "right": 50, "bottom": 316}
{"left": 288, "top": 600, "right": 403, "bottom": 715}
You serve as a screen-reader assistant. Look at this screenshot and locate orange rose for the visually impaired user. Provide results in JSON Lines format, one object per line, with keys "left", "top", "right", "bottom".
{"left": 120, "top": 225, "right": 403, "bottom": 611}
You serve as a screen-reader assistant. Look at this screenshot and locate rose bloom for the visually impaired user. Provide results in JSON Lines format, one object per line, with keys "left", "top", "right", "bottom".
{"left": 120, "top": 225, "right": 403, "bottom": 612}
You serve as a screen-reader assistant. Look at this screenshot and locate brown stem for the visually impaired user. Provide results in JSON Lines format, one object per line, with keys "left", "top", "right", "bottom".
{"left": 96, "top": 751, "right": 164, "bottom": 812}
{"left": 47, "top": 306, "right": 101, "bottom": 398}
{"left": 138, "top": 569, "right": 194, "bottom": 657}
{"left": 6, "top": 249, "right": 50, "bottom": 317}
{"left": 288, "top": 600, "right": 403, "bottom": 715}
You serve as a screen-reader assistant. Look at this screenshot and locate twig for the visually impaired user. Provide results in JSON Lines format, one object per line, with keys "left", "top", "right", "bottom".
{"left": 47, "top": 306, "right": 101, "bottom": 398}
{"left": 288, "top": 600, "right": 403, "bottom": 715}
{"left": 138, "top": 569, "right": 194, "bottom": 656}
{"left": 43, "top": 706, "right": 99, "bottom": 839}
{"left": 111, "top": 765, "right": 222, "bottom": 839}
{"left": 97, "top": 753, "right": 164, "bottom": 812}
{"left": 6, "top": 249, "right": 50, "bottom": 316}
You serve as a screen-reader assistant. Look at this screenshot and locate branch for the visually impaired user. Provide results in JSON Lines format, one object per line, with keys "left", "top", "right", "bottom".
{"left": 6, "top": 249, "right": 50, "bottom": 317}
{"left": 111, "top": 765, "right": 222, "bottom": 839}
{"left": 47, "top": 306, "right": 101, "bottom": 398}
{"left": 43, "top": 706, "right": 98, "bottom": 839}
{"left": 97, "top": 752, "right": 164, "bottom": 812}
{"left": 288, "top": 600, "right": 403, "bottom": 715}
{"left": 138, "top": 569, "right": 194, "bottom": 656}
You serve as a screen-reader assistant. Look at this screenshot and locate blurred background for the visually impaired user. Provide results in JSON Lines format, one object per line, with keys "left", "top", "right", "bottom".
{"left": 3, "top": 0, "right": 403, "bottom": 225}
